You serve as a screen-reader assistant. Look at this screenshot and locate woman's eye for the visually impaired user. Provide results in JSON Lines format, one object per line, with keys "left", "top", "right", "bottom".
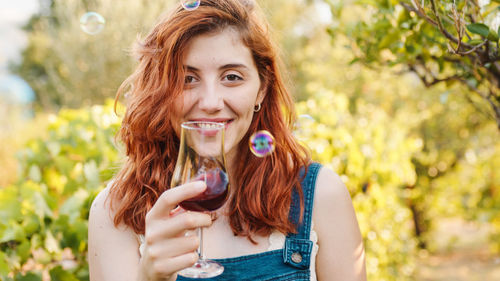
{"left": 224, "top": 74, "right": 242, "bottom": 81}
{"left": 184, "top": 75, "right": 198, "bottom": 84}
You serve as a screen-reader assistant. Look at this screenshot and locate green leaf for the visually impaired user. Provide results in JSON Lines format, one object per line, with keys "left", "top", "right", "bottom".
{"left": 349, "top": 57, "right": 361, "bottom": 65}
{"left": 0, "top": 187, "right": 23, "bottom": 221}
{"left": 468, "top": 39, "right": 484, "bottom": 45}
{"left": 488, "top": 29, "right": 499, "bottom": 41}
{"left": 22, "top": 215, "right": 40, "bottom": 236}
{"left": 33, "top": 248, "right": 51, "bottom": 265}
{"left": 44, "top": 231, "right": 61, "bottom": 254}
{"left": 60, "top": 189, "right": 89, "bottom": 223}
{"left": 17, "top": 239, "right": 31, "bottom": 263}
{"left": 466, "top": 23, "right": 490, "bottom": 37}
{"left": 0, "top": 252, "right": 9, "bottom": 276}
{"left": 0, "top": 221, "right": 26, "bottom": 243}
{"left": 28, "top": 165, "right": 42, "bottom": 182}
{"left": 15, "top": 273, "right": 43, "bottom": 281}
{"left": 30, "top": 234, "right": 43, "bottom": 249}
{"left": 46, "top": 141, "right": 61, "bottom": 157}
{"left": 49, "top": 266, "right": 79, "bottom": 281}
{"left": 378, "top": 30, "right": 400, "bottom": 49}
{"left": 83, "top": 160, "right": 100, "bottom": 188}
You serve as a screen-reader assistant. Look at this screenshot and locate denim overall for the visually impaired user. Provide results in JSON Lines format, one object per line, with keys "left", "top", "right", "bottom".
{"left": 177, "top": 162, "right": 322, "bottom": 281}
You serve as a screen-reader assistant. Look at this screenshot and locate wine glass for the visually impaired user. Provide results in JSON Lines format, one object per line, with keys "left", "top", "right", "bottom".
{"left": 171, "top": 121, "right": 229, "bottom": 278}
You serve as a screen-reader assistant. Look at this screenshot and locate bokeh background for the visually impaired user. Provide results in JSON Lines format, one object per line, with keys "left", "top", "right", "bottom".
{"left": 0, "top": 0, "right": 499, "bottom": 280}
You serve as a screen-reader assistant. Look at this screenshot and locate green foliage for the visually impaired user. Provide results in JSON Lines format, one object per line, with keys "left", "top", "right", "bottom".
{"left": 1, "top": 96, "right": 421, "bottom": 281}
{"left": 296, "top": 86, "right": 420, "bottom": 280}
{"left": 329, "top": 0, "right": 500, "bottom": 254}
{"left": 0, "top": 103, "right": 48, "bottom": 187}
{"left": 8, "top": 0, "right": 499, "bottom": 280}
{"left": 466, "top": 23, "right": 490, "bottom": 38}
{"left": 13, "top": 0, "right": 175, "bottom": 110}
{"left": 428, "top": 136, "right": 500, "bottom": 252}
{"left": 0, "top": 101, "right": 121, "bottom": 280}
{"left": 329, "top": 0, "right": 500, "bottom": 129}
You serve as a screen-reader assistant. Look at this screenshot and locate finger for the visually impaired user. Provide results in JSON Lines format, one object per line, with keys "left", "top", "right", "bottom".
{"left": 146, "top": 211, "right": 212, "bottom": 241}
{"left": 147, "top": 181, "right": 206, "bottom": 220}
{"left": 146, "top": 235, "right": 200, "bottom": 261}
{"left": 151, "top": 252, "right": 199, "bottom": 278}
{"left": 169, "top": 205, "right": 185, "bottom": 217}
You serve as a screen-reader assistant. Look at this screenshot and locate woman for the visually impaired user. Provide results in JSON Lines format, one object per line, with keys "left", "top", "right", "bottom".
{"left": 88, "top": 0, "right": 366, "bottom": 280}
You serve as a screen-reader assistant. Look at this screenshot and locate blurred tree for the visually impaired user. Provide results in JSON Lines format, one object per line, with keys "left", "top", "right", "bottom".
{"left": 261, "top": 0, "right": 335, "bottom": 101}
{"left": 12, "top": 0, "right": 172, "bottom": 111}
{"left": 326, "top": 0, "right": 500, "bottom": 251}
{"left": 296, "top": 91, "right": 420, "bottom": 280}
{"left": 326, "top": 0, "right": 500, "bottom": 130}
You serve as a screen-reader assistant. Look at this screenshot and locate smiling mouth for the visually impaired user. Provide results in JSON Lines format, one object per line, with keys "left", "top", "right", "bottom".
{"left": 191, "top": 119, "right": 233, "bottom": 129}
{"left": 197, "top": 122, "right": 225, "bottom": 129}
{"left": 182, "top": 121, "right": 231, "bottom": 137}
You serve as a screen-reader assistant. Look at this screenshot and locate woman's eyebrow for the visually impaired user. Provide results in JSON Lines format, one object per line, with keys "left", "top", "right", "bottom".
{"left": 184, "top": 64, "right": 250, "bottom": 72}
{"left": 184, "top": 63, "right": 248, "bottom": 72}
{"left": 219, "top": 63, "right": 249, "bottom": 71}
{"left": 184, "top": 65, "right": 199, "bottom": 72}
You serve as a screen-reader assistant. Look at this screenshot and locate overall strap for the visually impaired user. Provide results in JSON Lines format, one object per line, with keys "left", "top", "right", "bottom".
{"left": 283, "top": 162, "right": 322, "bottom": 270}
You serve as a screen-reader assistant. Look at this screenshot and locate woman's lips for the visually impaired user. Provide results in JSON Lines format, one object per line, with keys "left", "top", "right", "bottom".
{"left": 191, "top": 119, "right": 233, "bottom": 129}
{"left": 192, "top": 120, "right": 233, "bottom": 137}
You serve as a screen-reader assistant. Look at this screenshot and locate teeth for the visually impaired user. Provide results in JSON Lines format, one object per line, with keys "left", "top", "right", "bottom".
{"left": 198, "top": 122, "right": 224, "bottom": 129}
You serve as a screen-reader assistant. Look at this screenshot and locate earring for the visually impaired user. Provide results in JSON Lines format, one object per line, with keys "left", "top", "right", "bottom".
{"left": 254, "top": 103, "right": 262, "bottom": 112}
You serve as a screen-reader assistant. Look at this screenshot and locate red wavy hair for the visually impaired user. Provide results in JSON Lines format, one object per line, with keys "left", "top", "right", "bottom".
{"left": 109, "top": 0, "right": 310, "bottom": 241}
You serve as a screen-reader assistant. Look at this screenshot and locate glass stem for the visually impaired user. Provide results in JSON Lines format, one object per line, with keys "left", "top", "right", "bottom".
{"left": 198, "top": 227, "right": 204, "bottom": 260}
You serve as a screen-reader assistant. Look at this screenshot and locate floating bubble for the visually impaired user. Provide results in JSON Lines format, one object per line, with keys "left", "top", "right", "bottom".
{"left": 181, "top": 0, "right": 201, "bottom": 11}
{"left": 293, "top": 114, "right": 315, "bottom": 141}
{"left": 80, "top": 12, "right": 105, "bottom": 35}
{"left": 297, "top": 114, "right": 314, "bottom": 123}
{"left": 440, "top": 92, "right": 449, "bottom": 104}
{"left": 249, "top": 130, "right": 275, "bottom": 157}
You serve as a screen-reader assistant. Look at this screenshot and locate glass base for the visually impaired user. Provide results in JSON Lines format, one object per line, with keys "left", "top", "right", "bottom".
{"left": 178, "top": 259, "right": 224, "bottom": 278}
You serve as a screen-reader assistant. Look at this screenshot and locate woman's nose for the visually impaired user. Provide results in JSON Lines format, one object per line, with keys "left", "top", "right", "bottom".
{"left": 198, "top": 83, "right": 223, "bottom": 112}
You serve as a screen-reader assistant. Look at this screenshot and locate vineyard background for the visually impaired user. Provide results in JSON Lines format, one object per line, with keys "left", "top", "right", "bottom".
{"left": 0, "top": 0, "right": 499, "bottom": 280}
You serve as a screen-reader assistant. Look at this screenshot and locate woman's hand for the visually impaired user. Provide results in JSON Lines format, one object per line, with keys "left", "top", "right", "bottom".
{"left": 139, "top": 181, "right": 212, "bottom": 281}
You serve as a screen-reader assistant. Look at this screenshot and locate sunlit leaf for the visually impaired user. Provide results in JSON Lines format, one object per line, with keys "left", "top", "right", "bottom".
{"left": 15, "top": 272, "right": 43, "bottom": 281}
{"left": 44, "top": 231, "right": 61, "bottom": 254}
{"left": 0, "top": 252, "right": 9, "bottom": 276}
{"left": 49, "top": 266, "right": 79, "bottom": 281}
{"left": 466, "top": 23, "right": 490, "bottom": 37}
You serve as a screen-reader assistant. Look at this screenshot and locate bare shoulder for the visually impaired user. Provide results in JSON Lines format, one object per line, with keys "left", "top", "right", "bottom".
{"left": 88, "top": 182, "right": 141, "bottom": 281}
{"left": 313, "top": 166, "right": 351, "bottom": 205}
{"left": 89, "top": 184, "right": 113, "bottom": 223}
{"left": 89, "top": 183, "right": 122, "bottom": 232}
{"left": 312, "top": 165, "right": 357, "bottom": 232}
{"left": 312, "top": 165, "right": 359, "bottom": 237}
{"left": 89, "top": 181, "right": 136, "bottom": 238}
{"left": 312, "top": 166, "right": 367, "bottom": 280}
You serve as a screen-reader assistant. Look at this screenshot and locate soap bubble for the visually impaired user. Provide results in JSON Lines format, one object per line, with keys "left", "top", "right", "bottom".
{"left": 181, "top": 0, "right": 201, "bottom": 11}
{"left": 293, "top": 114, "right": 315, "bottom": 141}
{"left": 440, "top": 92, "right": 449, "bottom": 104}
{"left": 80, "top": 12, "right": 105, "bottom": 35}
{"left": 249, "top": 130, "right": 275, "bottom": 157}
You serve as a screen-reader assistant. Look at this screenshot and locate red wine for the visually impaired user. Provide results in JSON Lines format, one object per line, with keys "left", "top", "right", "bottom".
{"left": 180, "top": 168, "right": 229, "bottom": 212}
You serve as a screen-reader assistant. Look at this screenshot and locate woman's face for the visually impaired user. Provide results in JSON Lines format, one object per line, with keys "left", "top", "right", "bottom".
{"left": 172, "top": 27, "right": 264, "bottom": 164}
